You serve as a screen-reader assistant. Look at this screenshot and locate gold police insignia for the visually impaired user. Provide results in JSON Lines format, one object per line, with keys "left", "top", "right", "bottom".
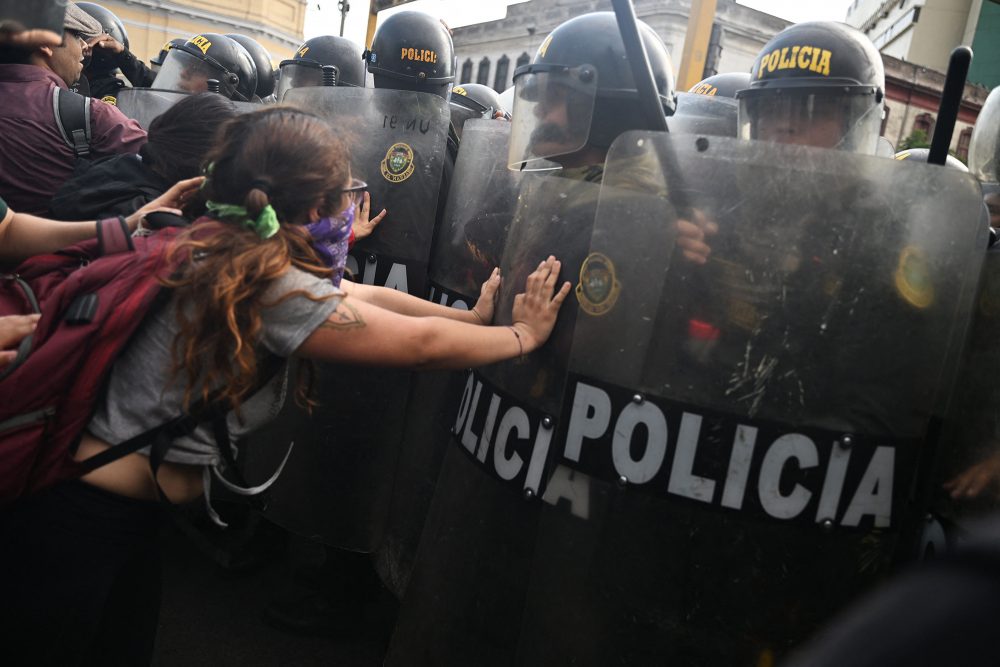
{"left": 576, "top": 252, "right": 621, "bottom": 316}
{"left": 894, "top": 245, "right": 934, "bottom": 309}
{"left": 381, "top": 142, "right": 415, "bottom": 183}
{"left": 101, "top": 95, "right": 117, "bottom": 105}
{"left": 453, "top": 86, "right": 468, "bottom": 97}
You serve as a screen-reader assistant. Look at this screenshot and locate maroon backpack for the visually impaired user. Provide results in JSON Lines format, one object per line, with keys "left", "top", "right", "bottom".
{"left": 0, "top": 219, "right": 183, "bottom": 504}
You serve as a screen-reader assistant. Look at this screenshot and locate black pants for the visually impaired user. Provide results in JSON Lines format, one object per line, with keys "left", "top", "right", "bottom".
{"left": 0, "top": 481, "right": 163, "bottom": 666}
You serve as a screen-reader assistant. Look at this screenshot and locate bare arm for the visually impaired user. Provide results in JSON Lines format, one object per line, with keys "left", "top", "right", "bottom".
{"left": 297, "top": 257, "right": 570, "bottom": 369}
{"left": 0, "top": 177, "right": 202, "bottom": 263}
{"left": 341, "top": 267, "right": 501, "bottom": 324}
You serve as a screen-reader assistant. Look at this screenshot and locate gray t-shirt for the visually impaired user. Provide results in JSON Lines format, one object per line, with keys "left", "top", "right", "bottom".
{"left": 88, "top": 267, "right": 342, "bottom": 466}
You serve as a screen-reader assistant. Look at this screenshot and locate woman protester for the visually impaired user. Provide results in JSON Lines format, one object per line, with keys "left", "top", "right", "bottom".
{"left": 0, "top": 106, "right": 570, "bottom": 664}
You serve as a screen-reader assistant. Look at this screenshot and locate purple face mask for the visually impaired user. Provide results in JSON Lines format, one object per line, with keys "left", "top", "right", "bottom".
{"left": 304, "top": 204, "right": 355, "bottom": 287}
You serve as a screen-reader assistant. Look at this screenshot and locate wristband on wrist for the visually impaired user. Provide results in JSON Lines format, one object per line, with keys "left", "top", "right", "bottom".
{"left": 508, "top": 325, "right": 524, "bottom": 358}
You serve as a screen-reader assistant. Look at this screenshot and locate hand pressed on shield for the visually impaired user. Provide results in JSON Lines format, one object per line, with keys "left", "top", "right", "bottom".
{"left": 352, "top": 191, "right": 387, "bottom": 242}
{"left": 0, "top": 314, "right": 40, "bottom": 368}
{"left": 675, "top": 208, "right": 718, "bottom": 265}
{"left": 511, "top": 256, "right": 572, "bottom": 353}
{"left": 471, "top": 267, "right": 501, "bottom": 324}
{"left": 943, "top": 450, "right": 1000, "bottom": 500}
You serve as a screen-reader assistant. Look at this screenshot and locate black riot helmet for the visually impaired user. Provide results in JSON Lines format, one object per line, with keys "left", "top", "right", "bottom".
{"left": 736, "top": 21, "right": 885, "bottom": 155}
{"left": 669, "top": 72, "right": 750, "bottom": 137}
{"left": 150, "top": 37, "right": 185, "bottom": 73}
{"left": 276, "top": 35, "right": 366, "bottom": 100}
{"left": 76, "top": 2, "right": 128, "bottom": 73}
{"left": 969, "top": 86, "right": 1000, "bottom": 188}
{"left": 450, "top": 82, "right": 506, "bottom": 138}
{"left": 688, "top": 71, "right": 751, "bottom": 98}
{"left": 364, "top": 11, "right": 456, "bottom": 99}
{"left": 226, "top": 34, "right": 275, "bottom": 99}
{"left": 894, "top": 147, "right": 969, "bottom": 172}
{"left": 508, "top": 11, "right": 676, "bottom": 171}
{"left": 152, "top": 33, "right": 258, "bottom": 102}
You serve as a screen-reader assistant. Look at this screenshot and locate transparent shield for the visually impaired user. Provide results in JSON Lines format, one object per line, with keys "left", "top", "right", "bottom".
{"left": 113, "top": 88, "right": 190, "bottom": 130}
{"left": 514, "top": 130, "right": 988, "bottom": 665}
{"left": 969, "top": 87, "right": 1000, "bottom": 185}
{"left": 508, "top": 65, "right": 599, "bottom": 171}
{"left": 739, "top": 91, "right": 882, "bottom": 155}
{"left": 242, "top": 86, "right": 449, "bottom": 552}
{"left": 429, "top": 119, "right": 522, "bottom": 302}
{"left": 152, "top": 48, "right": 235, "bottom": 99}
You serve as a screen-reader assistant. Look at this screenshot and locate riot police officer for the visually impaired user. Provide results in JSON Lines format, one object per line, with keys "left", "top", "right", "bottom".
{"left": 152, "top": 32, "right": 257, "bottom": 102}
{"left": 275, "top": 34, "right": 365, "bottom": 100}
{"left": 668, "top": 71, "right": 749, "bottom": 137}
{"left": 508, "top": 11, "right": 675, "bottom": 173}
{"left": 226, "top": 34, "right": 275, "bottom": 101}
{"left": 449, "top": 82, "right": 507, "bottom": 138}
{"left": 736, "top": 21, "right": 884, "bottom": 154}
{"left": 149, "top": 37, "right": 184, "bottom": 75}
{"left": 364, "top": 10, "right": 456, "bottom": 100}
{"left": 77, "top": 2, "right": 155, "bottom": 100}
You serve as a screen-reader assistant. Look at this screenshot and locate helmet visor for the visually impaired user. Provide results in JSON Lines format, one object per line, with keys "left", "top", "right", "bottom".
{"left": 738, "top": 90, "right": 882, "bottom": 155}
{"left": 508, "top": 64, "right": 598, "bottom": 171}
{"left": 276, "top": 61, "right": 324, "bottom": 100}
{"left": 152, "top": 48, "right": 236, "bottom": 99}
{"left": 969, "top": 92, "right": 1000, "bottom": 184}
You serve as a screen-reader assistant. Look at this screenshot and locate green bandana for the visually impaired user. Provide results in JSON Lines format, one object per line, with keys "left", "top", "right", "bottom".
{"left": 205, "top": 201, "right": 280, "bottom": 239}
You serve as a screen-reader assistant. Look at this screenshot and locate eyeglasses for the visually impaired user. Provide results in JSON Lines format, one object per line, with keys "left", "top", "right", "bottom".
{"left": 342, "top": 178, "right": 367, "bottom": 207}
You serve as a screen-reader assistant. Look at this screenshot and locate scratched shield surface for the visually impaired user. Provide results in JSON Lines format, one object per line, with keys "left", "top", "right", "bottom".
{"left": 373, "top": 120, "right": 525, "bottom": 599}
{"left": 113, "top": 89, "right": 260, "bottom": 129}
{"left": 242, "top": 87, "right": 448, "bottom": 552}
{"left": 512, "top": 131, "right": 988, "bottom": 666}
{"left": 385, "top": 166, "right": 605, "bottom": 666}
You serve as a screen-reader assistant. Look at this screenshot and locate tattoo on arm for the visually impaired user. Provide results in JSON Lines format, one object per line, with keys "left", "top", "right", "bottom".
{"left": 321, "top": 299, "right": 366, "bottom": 330}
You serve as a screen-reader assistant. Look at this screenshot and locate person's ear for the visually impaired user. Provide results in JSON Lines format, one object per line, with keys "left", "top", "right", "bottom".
{"left": 38, "top": 46, "right": 54, "bottom": 58}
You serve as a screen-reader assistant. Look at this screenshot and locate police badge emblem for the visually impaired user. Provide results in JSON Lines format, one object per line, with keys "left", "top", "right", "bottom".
{"left": 576, "top": 252, "right": 621, "bottom": 316}
{"left": 381, "top": 142, "right": 415, "bottom": 183}
{"left": 894, "top": 245, "right": 934, "bottom": 309}
{"left": 101, "top": 95, "right": 117, "bottom": 105}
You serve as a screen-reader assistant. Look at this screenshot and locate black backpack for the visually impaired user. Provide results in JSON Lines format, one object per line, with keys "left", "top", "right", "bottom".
{"left": 51, "top": 87, "right": 92, "bottom": 159}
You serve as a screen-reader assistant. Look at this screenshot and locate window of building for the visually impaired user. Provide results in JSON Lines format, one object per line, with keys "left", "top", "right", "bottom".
{"left": 461, "top": 58, "right": 473, "bottom": 84}
{"left": 957, "top": 127, "right": 973, "bottom": 162}
{"left": 477, "top": 57, "right": 490, "bottom": 86}
{"left": 516, "top": 52, "right": 530, "bottom": 69}
{"left": 493, "top": 55, "right": 510, "bottom": 92}
{"left": 913, "top": 112, "right": 935, "bottom": 140}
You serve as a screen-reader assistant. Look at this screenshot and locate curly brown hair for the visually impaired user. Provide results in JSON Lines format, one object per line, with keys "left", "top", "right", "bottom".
{"left": 163, "top": 106, "right": 350, "bottom": 411}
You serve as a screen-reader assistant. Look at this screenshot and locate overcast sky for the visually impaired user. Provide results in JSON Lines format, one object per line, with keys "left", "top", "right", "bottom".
{"left": 304, "top": 0, "right": 855, "bottom": 46}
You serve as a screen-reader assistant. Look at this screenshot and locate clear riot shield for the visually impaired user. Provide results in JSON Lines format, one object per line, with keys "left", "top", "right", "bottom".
{"left": 283, "top": 86, "right": 449, "bottom": 295}
{"left": 512, "top": 131, "right": 988, "bottom": 666}
{"left": 243, "top": 87, "right": 449, "bottom": 552}
{"left": 385, "top": 167, "right": 605, "bottom": 665}
{"left": 113, "top": 89, "right": 190, "bottom": 129}
{"left": 929, "top": 247, "right": 1000, "bottom": 545}
{"left": 113, "top": 89, "right": 259, "bottom": 129}
{"left": 374, "top": 119, "right": 523, "bottom": 597}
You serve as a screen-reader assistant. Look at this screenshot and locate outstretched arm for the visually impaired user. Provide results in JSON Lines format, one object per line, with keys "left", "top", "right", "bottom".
{"left": 297, "top": 257, "right": 570, "bottom": 370}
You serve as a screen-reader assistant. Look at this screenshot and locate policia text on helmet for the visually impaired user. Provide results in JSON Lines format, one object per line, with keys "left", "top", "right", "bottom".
{"left": 151, "top": 33, "right": 257, "bottom": 102}
{"left": 364, "top": 11, "right": 456, "bottom": 99}
{"left": 508, "top": 12, "right": 676, "bottom": 171}
{"left": 736, "top": 21, "right": 885, "bottom": 155}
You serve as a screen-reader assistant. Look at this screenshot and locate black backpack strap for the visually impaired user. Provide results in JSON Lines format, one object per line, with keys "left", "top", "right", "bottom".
{"left": 52, "top": 87, "right": 92, "bottom": 159}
